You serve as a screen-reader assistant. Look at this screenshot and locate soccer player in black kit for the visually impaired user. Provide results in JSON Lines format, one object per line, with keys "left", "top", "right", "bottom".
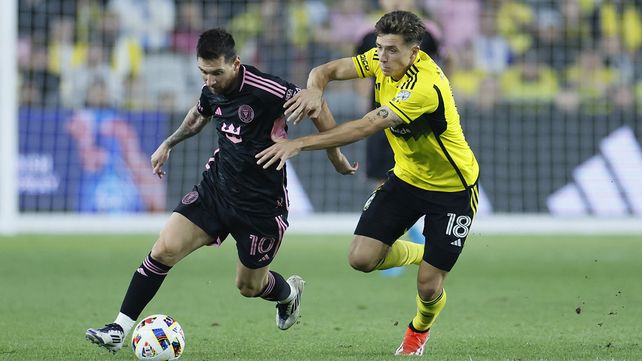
{"left": 85, "top": 28, "right": 357, "bottom": 354}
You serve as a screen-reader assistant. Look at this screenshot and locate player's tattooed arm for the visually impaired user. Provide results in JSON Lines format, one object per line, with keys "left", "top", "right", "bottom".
{"left": 371, "top": 106, "right": 404, "bottom": 128}
{"left": 164, "top": 106, "right": 211, "bottom": 148}
{"left": 152, "top": 106, "right": 211, "bottom": 178}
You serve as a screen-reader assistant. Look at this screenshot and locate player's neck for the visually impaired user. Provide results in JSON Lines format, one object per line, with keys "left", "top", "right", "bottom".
{"left": 391, "top": 66, "right": 410, "bottom": 82}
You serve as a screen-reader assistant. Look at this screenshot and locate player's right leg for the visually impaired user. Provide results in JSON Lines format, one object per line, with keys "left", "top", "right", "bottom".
{"left": 86, "top": 212, "right": 214, "bottom": 353}
{"left": 352, "top": 176, "right": 424, "bottom": 273}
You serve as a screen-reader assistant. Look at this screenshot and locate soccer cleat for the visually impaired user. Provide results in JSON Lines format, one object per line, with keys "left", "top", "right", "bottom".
{"left": 85, "top": 323, "right": 125, "bottom": 353}
{"left": 276, "top": 275, "right": 305, "bottom": 330}
{"left": 395, "top": 325, "right": 430, "bottom": 356}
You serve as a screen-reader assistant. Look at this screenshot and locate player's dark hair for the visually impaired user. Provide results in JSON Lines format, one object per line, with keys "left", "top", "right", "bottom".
{"left": 197, "top": 28, "right": 237, "bottom": 62}
{"left": 375, "top": 10, "right": 425, "bottom": 46}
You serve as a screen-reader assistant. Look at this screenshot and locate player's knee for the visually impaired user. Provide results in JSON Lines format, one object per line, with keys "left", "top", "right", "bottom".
{"left": 348, "top": 252, "right": 377, "bottom": 273}
{"left": 150, "top": 237, "right": 182, "bottom": 266}
{"left": 417, "top": 279, "right": 443, "bottom": 301}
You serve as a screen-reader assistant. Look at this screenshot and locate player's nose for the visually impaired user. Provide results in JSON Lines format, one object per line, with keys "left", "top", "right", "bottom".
{"left": 206, "top": 75, "right": 216, "bottom": 87}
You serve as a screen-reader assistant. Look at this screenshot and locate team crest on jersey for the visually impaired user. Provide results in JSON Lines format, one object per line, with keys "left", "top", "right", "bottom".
{"left": 393, "top": 90, "right": 411, "bottom": 102}
{"left": 181, "top": 191, "right": 198, "bottom": 205}
{"left": 238, "top": 104, "right": 255, "bottom": 123}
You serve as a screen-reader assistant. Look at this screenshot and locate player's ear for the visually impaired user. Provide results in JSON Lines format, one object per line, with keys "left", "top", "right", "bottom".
{"left": 233, "top": 56, "right": 241, "bottom": 71}
{"left": 411, "top": 45, "right": 420, "bottom": 57}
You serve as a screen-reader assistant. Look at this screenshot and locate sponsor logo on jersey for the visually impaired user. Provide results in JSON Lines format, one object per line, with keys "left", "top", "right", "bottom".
{"left": 390, "top": 125, "right": 411, "bottom": 135}
{"left": 359, "top": 54, "right": 370, "bottom": 71}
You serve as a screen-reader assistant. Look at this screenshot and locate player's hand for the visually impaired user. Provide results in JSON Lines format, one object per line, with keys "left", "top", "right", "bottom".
{"left": 255, "top": 139, "right": 302, "bottom": 171}
{"left": 283, "top": 88, "right": 323, "bottom": 124}
{"left": 151, "top": 142, "right": 171, "bottom": 179}
{"left": 326, "top": 148, "right": 358, "bottom": 175}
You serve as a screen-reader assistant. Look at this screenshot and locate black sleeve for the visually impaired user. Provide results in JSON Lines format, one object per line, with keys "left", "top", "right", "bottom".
{"left": 422, "top": 30, "right": 440, "bottom": 61}
{"left": 196, "top": 85, "right": 213, "bottom": 117}
{"left": 356, "top": 32, "right": 376, "bottom": 55}
{"left": 281, "top": 81, "right": 301, "bottom": 105}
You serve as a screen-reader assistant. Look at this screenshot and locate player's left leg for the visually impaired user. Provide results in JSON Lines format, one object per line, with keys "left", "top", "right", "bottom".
{"left": 231, "top": 212, "right": 303, "bottom": 330}
{"left": 395, "top": 263, "right": 448, "bottom": 356}
{"left": 396, "top": 184, "right": 478, "bottom": 356}
{"left": 86, "top": 212, "right": 214, "bottom": 353}
{"left": 234, "top": 261, "right": 304, "bottom": 330}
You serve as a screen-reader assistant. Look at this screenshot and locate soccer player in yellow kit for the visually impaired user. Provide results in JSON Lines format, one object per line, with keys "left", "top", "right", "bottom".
{"left": 257, "top": 10, "right": 479, "bottom": 356}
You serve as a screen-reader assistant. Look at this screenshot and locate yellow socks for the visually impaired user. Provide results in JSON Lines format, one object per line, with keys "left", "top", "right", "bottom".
{"left": 411, "top": 289, "right": 447, "bottom": 331}
{"left": 374, "top": 240, "right": 424, "bottom": 270}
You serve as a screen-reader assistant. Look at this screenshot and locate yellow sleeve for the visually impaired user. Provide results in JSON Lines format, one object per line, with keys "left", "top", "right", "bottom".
{"left": 352, "top": 48, "right": 378, "bottom": 78}
{"left": 386, "top": 85, "right": 439, "bottom": 124}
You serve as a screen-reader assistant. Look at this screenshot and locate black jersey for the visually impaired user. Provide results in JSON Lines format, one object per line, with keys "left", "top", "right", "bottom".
{"left": 195, "top": 64, "right": 300, "bottom": 216}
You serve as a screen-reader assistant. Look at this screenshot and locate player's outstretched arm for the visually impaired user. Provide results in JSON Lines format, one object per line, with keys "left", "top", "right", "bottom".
{"left": 284, "top": 57, "right": 358, "bottom": 124}
{"left": 257, "top": 106, "right": 403, "bottom": 171}
{"left": 311, "top": 101, "right": 358, "bottom": 175}
{"left": 151, "top": 106, "right": 211, "bottom": 178}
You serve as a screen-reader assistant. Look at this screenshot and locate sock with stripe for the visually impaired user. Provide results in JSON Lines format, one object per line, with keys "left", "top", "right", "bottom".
{"left": 118, "top": 253, "right": 172, "bottom": 332}
{"left": 411, "top": 289, "right": 447, "bottom": 332}
{"left": 375, "top": 240, "right": 424, "bottom": 270}
{"left": 259, "top": 271, "right": 293, "bottom": 303}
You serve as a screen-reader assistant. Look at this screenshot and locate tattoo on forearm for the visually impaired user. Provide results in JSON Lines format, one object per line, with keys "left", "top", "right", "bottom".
{"left": 166, "top": 126, "right": 193, "bottom": 147}
{"left": 166, "top": 110, "right": 207, "bottom": 147}
{"left": 377, "top": 108, "right": 389, "bottom": 118}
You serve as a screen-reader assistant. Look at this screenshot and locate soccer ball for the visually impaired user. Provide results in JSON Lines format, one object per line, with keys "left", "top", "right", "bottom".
{"left": 131, "top": 314, "right": 185, "bottom": 361}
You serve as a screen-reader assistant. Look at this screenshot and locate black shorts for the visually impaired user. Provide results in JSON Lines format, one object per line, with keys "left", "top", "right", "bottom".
{"left": 173, "top": 185, "right": 289, "bottom": 269}
{"left": 354, "top": 174, "right": 478, "bottom": 272}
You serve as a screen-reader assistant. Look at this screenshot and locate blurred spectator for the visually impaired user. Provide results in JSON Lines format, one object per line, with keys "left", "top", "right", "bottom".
{"left": 477, "top": 76, "right": 502, "bottom": 111}
{"left": 108, "top": 0, "right": 175, "bottom": 52}
{"left": 592, "top": 0, "right": 642, "bottom": 55}
{"left": 472, "top": 10, "right": 512, "bottom": 74}
{"left": 496, "top": 0, "right": 536, "bottom": 56}
{"left": 229, "top": 0, "right": 327, "bottom": 85}
{"left": 61, "top": 43, "right": 121, "bottom": 108}
{"left": 500, "top": 51, "right": 559, "bottom": 103}
{"left": 316, "top": 0, "right": 371, "bottom": 56}
{"left": 565, "top": 50, "right": 618, "bottom": 113}
{"left": 423, "top": 0, "right": 480, "bottom": 54}
{"left": 533, "top": 6, "right": 569, "bottom": 71}
{"left": 171, "top": 1, "right": 204, "bottom": 56}
{"left": 20, "top": 43, "right": 60, "bottom": 107}
{"left": 450, "top": 42, "right": 488, "bottom": 103}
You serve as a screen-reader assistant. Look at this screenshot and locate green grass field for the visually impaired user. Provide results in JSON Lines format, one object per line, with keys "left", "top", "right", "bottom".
{"left": 1, "top": 232, "right": 641, "bottom": 361}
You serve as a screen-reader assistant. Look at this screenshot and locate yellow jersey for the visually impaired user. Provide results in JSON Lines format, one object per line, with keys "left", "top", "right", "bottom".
{"left": 353, "top": 48, "right": 479, "bottom": 192}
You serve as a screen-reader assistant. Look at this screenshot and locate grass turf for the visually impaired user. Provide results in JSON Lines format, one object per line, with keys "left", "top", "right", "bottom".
{"left": 0, "top": 233, "right": 640, "bottom": 360}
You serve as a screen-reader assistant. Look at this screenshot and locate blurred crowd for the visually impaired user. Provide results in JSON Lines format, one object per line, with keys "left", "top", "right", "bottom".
{"left": 18, "top": 0, "right": 642, "bottom": 115}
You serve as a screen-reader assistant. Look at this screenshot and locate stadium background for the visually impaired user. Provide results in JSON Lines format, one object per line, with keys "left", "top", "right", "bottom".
{"left": 1, "top": 0, "right": 642, "bottom": 234}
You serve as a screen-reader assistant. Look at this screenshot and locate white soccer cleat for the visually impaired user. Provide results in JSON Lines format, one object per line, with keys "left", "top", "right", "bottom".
{"left": 85, "top": 323, "right": 125, "bottom": 353}
{"left": 276, "top": 275, "right": 305, "bottom": 330}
